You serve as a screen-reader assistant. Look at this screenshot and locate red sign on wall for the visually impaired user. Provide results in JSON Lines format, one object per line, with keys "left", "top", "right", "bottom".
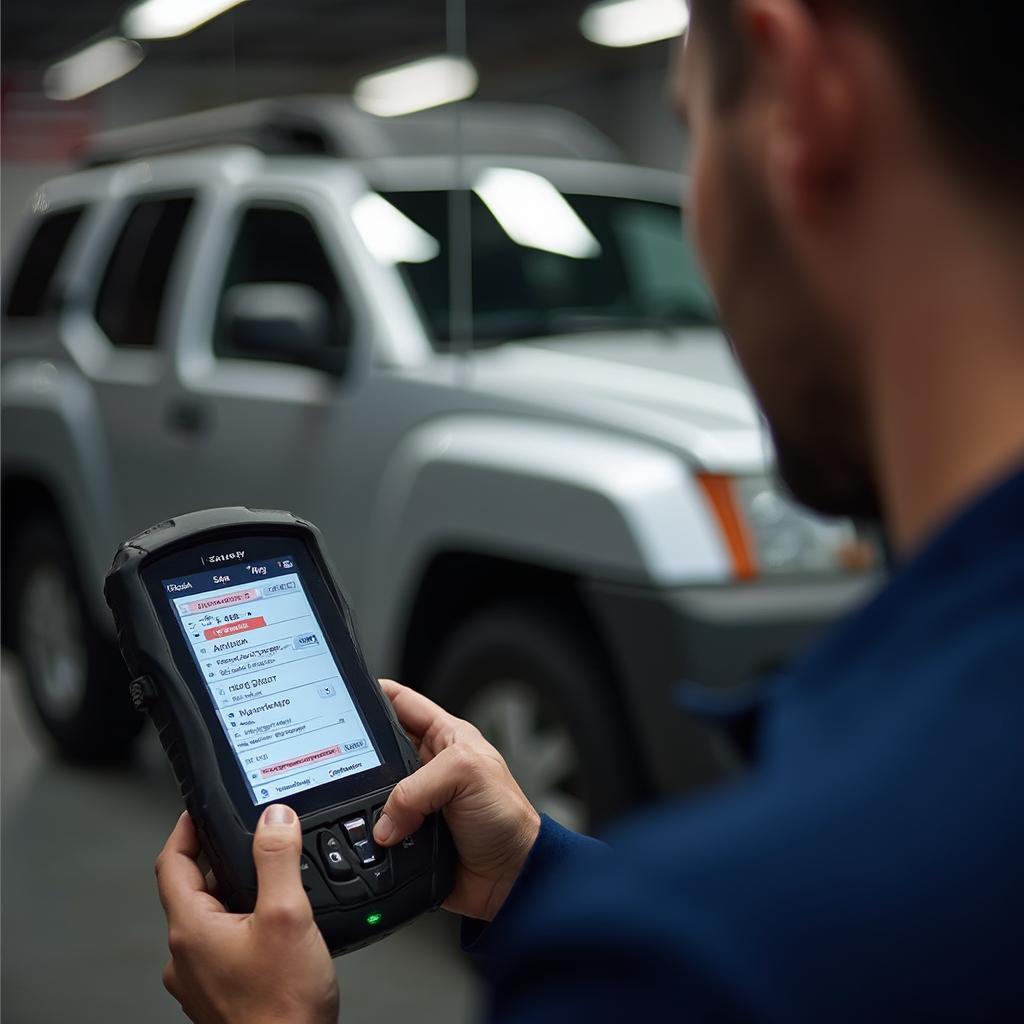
{"left": 2, "top": 73, "right": 97, "bottom": 162}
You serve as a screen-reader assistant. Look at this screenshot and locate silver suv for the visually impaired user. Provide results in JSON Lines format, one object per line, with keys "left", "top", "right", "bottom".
{"left": 1, "top": 98, "right": 878, "bottom": 830}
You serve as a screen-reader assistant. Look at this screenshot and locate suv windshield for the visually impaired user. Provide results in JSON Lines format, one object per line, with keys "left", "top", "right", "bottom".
{"left": 376, "top": 185, "right": 717, "bottom": 349}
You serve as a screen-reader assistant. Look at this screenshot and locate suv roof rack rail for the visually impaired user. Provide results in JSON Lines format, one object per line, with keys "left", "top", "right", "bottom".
{"left": 81, "top": 96, "right": 622, "bottom": 167}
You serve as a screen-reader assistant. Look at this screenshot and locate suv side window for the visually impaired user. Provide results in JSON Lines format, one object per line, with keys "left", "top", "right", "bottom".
{"left": 5, "top": 206, "right": 86, "bottom": 318}
{"left": 214, "top": 205, "right": 350, "bottom": 360}
{"left": 95, "top": 196, "right": 194, "bottom": 348}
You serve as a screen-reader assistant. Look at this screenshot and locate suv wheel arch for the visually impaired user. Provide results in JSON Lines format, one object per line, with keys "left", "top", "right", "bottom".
{"left": 2, "top": 474, "right": 142, "bottom": 761}
{"left": 1, "top": 475, "right": 67, "bottom": 643}
{"left": 398, "top": 550, "right": 652, "bottom": 827}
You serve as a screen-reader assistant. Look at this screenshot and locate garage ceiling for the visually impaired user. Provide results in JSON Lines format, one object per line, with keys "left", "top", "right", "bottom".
{"left": 1, "top": 0, "right": 660, "bottom": 80}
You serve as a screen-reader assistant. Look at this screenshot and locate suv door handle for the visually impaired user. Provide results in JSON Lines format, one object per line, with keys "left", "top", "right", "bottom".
{"left": 164, "top": 398, "right": 210, "bottom": 439}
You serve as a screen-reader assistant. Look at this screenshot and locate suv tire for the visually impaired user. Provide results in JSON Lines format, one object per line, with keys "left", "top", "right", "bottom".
{"left": 10, "top": 517, "right": 143, "bottom": 762}
{"left": 425, "top": 605, "right": 639, "bottom": 833}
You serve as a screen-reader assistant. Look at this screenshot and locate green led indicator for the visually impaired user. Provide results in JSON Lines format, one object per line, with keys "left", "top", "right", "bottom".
{"left": 365, "top": 912, "right": 383, "bottom": 926}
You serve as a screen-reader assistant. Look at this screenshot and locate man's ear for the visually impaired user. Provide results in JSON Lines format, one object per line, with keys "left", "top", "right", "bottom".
{"left": 738, "top": 0, "right": 860, "bottom": 225}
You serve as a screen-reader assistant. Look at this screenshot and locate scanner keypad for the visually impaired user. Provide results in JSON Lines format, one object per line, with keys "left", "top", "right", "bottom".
{"left": 303, "top": 805, "right": 426, "bottom": 910}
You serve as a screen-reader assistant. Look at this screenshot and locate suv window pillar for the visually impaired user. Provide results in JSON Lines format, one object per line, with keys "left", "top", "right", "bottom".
{"left": 93, "top": 195, "right": 195, "bottom": 350}
{"left": 4, "top": 206, "right": 87, "bottom": 319}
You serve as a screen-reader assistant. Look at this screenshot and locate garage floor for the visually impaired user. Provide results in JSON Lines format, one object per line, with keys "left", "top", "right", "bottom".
{"left": 1, "top": 653, "right": 481, "bottom": 1024}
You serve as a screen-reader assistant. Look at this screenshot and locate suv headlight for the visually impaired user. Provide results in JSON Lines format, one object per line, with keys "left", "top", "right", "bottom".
{"left": 699, "top": 473, "right": 878, "bottom": 579}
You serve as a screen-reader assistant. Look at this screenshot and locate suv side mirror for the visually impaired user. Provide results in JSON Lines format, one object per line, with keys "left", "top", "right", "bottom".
{"left": 219, "top": 283, "right": 347, "bottom": 375}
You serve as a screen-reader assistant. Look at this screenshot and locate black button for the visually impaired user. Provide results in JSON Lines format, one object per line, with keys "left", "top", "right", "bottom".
{"left": 299, "top": 854, "right": 338, "bottom": 910}
{"left": 365, "top": 860, "right": 393, "bottom": 896}
{"left": 334, "top": 877, "right": 371, "bottom": 907}
{"left": 129, "top": 675, "right": 159, "bottom": 711}
{"left": 392, "top": 831, "right": 430, "bottom": 883}
{"left": 323, "top": 834, "right": 343, "bottom": 853}
{"left": 317, "top": 831, "right": 353, "bottom": 881}
{"left": 341, "top": 816, "right": 368, "bottom": 845}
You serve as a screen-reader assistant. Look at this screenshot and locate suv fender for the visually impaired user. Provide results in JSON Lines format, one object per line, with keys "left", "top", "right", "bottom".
{"left": 362, "top": 415, "right": 733, "bottom": 665}
{"left": 2, "top": 359, "right": 120, "bottom": 627}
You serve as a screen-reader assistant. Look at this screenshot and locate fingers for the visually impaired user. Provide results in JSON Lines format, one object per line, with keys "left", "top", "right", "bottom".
{"left": 379, "top": 679, "right": 476, "bottom": 757}
{"left": 251, "top": 805, "right": 312, "bottom": 930}
{"left": 156, "top": 812, "right": 216, "bottom": 925}
{"left": 379, "top": 678, "right": 445, "bottom": 738}
{"left": 373, "top": 745, "right": 473, "bottom": 845}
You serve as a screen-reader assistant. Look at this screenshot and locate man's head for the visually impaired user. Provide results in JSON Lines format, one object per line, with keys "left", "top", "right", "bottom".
{"left": 675, "top": 1, "right": 1023, "bottom": 520}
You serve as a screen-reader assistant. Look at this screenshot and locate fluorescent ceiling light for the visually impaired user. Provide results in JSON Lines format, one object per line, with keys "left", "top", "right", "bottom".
{"left": 474, "top": 168, "right": 601, "bottom": 260}
{"left": 123, "top": 0, "right": 249, "bottom": 40}
{"left": 580, "top": 0, "right": 690, "bottom": 48}
{"left": 44, "top": 37, "right": 144, "bottom": 101}
{"left": 354, "top": 55, "right": 478, "bottom": 118}
{"left": 352, "top": 193, "right": 440, "bottom": 265}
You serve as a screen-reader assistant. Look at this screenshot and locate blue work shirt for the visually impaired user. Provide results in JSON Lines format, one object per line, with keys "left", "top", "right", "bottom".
{"left": 466, "top": 465, "right": 1024, "bottom": 1022}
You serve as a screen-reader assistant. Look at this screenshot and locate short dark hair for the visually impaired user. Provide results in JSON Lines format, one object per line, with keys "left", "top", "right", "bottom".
{"left": 690, "top": 0, "right": 1024, "bottom": 197}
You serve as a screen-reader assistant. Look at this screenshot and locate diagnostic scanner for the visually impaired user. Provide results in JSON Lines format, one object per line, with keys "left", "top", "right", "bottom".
{"left": 104, "top": 507, "right": 456, "bottom": 955}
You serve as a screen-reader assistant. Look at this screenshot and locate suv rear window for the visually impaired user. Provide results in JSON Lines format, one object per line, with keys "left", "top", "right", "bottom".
{"left": 5, "top": 206, "right": 85, "bottom": 318}
{"left": 95, "top": 196, "right": 194, "bottom": 348}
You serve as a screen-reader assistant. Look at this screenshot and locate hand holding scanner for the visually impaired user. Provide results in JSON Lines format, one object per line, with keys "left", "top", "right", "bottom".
{"left": 104, "top": 507, "right": 455, "bottom": 955}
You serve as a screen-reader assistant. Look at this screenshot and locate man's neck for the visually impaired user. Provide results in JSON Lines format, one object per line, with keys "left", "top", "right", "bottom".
{"left": 867, "top": 207, "right": 1024, "bottom": 555}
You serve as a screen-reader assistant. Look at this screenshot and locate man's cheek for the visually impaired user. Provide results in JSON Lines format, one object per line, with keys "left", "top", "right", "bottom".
{"left": 689, "top": 140, "right": 725, "bottom": 296}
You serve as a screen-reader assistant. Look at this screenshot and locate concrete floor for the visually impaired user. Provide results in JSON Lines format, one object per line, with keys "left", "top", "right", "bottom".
{"left": 1, "top": 652, "right": 481, "bottom": 1024}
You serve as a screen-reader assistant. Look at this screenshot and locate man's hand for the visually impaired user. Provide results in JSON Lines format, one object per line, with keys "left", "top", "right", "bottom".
{"left": 373, "top": 679, "right": 541, "bottom": 922}
{"left": 156, "top": 806, "right": 338, "bottom": 1024}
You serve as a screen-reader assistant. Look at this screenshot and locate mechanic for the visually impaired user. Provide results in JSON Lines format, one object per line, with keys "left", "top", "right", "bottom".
{"left": 154, "top": 1, "right": 1024, "bottom": 1020}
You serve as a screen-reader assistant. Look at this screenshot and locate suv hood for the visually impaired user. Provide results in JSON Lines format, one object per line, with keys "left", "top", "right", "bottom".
{"left": 465, "top": 328, "right": 771, "bottom": 474}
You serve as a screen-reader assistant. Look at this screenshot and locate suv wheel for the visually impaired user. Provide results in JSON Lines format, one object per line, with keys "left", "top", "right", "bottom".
{"left": 11, "top": 518, "right": 143, "bottom": 762}
{"left": 426, "top": 606, "right": 639, "bottom": 833}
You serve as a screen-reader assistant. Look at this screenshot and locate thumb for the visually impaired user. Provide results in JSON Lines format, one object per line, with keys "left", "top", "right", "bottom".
{"left": 252, "top": 804, "right": 310, "bottom": 926}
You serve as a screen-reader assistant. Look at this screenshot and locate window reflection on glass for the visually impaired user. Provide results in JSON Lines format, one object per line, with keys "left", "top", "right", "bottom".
{"left": 372, "top": 186, "right": 715, "bottom": 348}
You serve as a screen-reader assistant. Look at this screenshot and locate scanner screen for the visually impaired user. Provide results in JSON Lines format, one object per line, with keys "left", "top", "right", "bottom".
{"left": 163, "top": 556, "right": 382, "bottom": 805}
